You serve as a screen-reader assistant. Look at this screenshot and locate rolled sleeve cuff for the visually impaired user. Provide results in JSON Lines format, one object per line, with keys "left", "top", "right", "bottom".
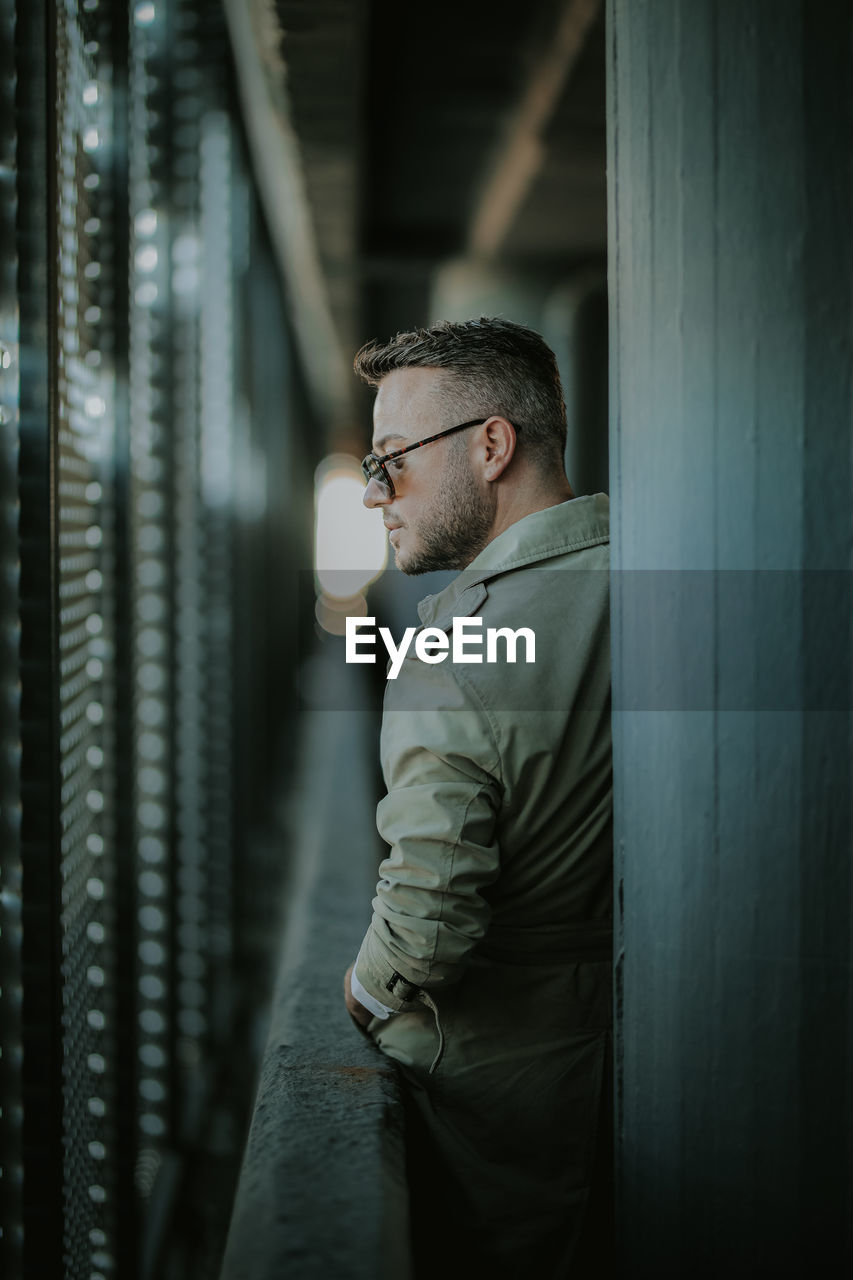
{"left": 350, "top": 966, "right": 394, "bottom": 1020}
{"left": 355, "top": 929, "right": 425, "bottom": 1014}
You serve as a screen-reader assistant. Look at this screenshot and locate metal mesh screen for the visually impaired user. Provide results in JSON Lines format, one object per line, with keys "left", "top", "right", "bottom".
{"left": 53, "top": 5, "right": 122, "bottom": 1275}
{"left": 5, "top": 1, "right": 306, "bottom": 1275}
{"left": 127, "top": 0, "right": 241, "bottom": 1212}
{"left": 1, "top": 0, "right": 24, "bottom": 1271}
{"left": 126, "top": 0, "right": 175, "bottom": 1211}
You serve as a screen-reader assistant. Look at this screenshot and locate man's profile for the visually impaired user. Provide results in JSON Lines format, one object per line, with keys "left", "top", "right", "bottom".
{"left": 343, "top": 317, "right": 613, "bottom": 1277}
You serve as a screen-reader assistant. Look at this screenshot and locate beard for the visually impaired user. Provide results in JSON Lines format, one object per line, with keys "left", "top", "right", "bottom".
{"left": 395, "top": 445, "right": 496, "bottom": 575}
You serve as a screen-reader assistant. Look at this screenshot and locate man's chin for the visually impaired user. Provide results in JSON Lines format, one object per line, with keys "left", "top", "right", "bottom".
{"left": 393, "top": 541, "right": 428, "bottom": 575}
{"left": 396, "top": 551, "right": 443, "bottom": 576}
{"left": 391, "top": 532, "right": 420, "bottom": 574}
{"left": 392, "top": 530, "right": 456, "bottom": 575}
{"left": 395, "top": 549, "right": 422, "bottom": 575}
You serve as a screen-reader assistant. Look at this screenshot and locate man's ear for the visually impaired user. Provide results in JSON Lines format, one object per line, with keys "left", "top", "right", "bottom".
{"left": 480, "top": 416, "right": 517, "bottom": 482}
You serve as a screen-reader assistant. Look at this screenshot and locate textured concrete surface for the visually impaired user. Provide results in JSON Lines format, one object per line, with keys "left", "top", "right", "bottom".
{"left": 220, "top": 657, "right": 410, "bottom": 1280}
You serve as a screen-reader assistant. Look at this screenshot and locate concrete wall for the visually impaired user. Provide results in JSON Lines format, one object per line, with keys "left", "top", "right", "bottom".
{"left": 607, "top": 1, "right": 852, "bottom": 1273}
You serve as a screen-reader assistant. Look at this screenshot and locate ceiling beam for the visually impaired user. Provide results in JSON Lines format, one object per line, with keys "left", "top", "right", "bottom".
{"left": 466, "top": 0, "right": 602, "bottom": 260}
{"left": 222, "top": 0, "right": 352, "bottom": 432}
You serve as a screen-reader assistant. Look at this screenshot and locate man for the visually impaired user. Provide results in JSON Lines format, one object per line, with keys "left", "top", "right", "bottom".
{"left": 343, "top": 318, "right": 612, "bottom": 1277}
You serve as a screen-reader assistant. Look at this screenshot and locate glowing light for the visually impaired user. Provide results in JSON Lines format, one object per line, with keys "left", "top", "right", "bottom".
{"left": 314, "top": 455, "right": 387, "bottom": 602}
{"left": 134, "top": 282, "right": 158, "bottom": 307}
{"left": 138, "top": 766, "right": 165, "bottom": 794}
{"left": 134, "top": 2, "right": 156, "bottom": 26}
{"left": 172, "top": 266, "right": 199, "bottom": 296}
{"left": 135, "top": 245, "right": 158, "bottom": 273}
{"left": 172, "top": 233, "right": 199, "bottom": 263}
{"left": 138, "top": 663, "right": 164, "bottom": 692}
{"left": 137, "top": 560, "right": 164, "bottom": 588}
{"left": 138, "top": 731, "right": 165, "bottom": 761}
{"left": 139, "top": 940, "right": 166, "bottom": 965}
{"left": 139, "top": 905, "right": 165, "bottom": 931}
{"left": 138, "top": 698, "right": 165, "bottom": 728}
{"left": 139, "top": 870, "right": 165, "bottom": 896}
{"left": 137, "top": 491, "right": 163, "bottom": 516}
{"left": 138, "top": 799, "right": 166, "bottom": 828}
{"left": 139, "top": 836, "right": 165, "bottom": 864}
{"left": 135, "top": 209, "right": 158, "bottom": 237}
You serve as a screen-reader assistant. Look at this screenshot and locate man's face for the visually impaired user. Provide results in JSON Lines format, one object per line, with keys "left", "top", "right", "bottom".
{"left": 363, "top": 367, "right": 495, "bottom": 574}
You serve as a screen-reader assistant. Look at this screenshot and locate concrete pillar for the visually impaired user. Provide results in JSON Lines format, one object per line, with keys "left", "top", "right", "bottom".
{"left": 608, "top": 2, "right": 852, "bottom": 1274}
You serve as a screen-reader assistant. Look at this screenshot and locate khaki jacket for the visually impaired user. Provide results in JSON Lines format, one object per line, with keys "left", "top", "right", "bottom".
{"left": 356, "top": 495, "right": 613, "bottom": 1274}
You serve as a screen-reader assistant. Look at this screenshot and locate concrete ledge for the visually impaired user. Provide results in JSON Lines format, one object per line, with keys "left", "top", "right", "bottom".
{"left": 221, "top": 658, "right": 410, "bottom": 1280}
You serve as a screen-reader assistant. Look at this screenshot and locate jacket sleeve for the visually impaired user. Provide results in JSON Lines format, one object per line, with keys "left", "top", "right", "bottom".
{"left": 355, "top": 655, "right": 503, "bottom": 1012}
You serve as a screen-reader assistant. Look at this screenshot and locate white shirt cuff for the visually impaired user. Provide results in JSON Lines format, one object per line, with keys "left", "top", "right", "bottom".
{"left": 351, "top": 966, "right": 395, "bottom": 1020}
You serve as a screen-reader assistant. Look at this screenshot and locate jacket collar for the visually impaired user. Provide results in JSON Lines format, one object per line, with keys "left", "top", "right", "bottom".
{"left": 417, "top": 493, "right": 609, "bottom": 629}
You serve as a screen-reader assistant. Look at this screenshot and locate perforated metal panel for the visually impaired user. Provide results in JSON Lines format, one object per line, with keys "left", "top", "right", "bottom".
{"left": 52, "top": 4, "right": 122, "bottom": 1276}
{"left": 9, "top": 1, "right": 302, "bottom": 1274}
{"left": 169, "top": 6, "right": 222, "bottom": 1120}
{"left": 1, "top": 0, "right": 24, "bottom": 1269}
{"left": 127, "top": 0, "right": 242, "bottom": 1208}
{"left": 196, "top": 103, "right": 237, "bottom": 1049}
{"left": 126, "top": 0, "right": 175, "bottom": 1208}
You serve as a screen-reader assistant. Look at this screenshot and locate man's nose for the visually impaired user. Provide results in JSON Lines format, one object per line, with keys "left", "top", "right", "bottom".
{"left": 363, "top": 475, "right": 391, "bottom": 508}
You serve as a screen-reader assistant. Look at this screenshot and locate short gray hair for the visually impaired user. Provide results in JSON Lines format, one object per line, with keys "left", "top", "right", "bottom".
{"left": 353, "top": 317, "right": 567, "bottom": 464}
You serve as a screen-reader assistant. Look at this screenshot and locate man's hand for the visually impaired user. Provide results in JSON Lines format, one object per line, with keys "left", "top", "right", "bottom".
{"left": 344, "top": 963, "right": 373, "bottom": 1027}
